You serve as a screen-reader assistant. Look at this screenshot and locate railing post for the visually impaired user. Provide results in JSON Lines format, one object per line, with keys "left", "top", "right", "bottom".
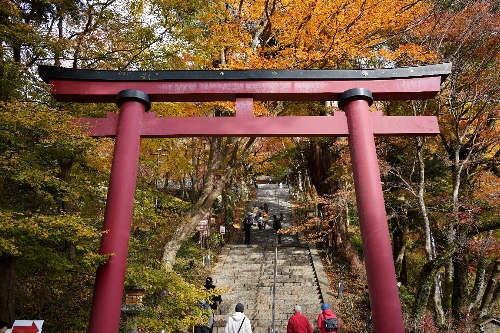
{"left": 271, "top": 234, "right": 278, "bottom": 333}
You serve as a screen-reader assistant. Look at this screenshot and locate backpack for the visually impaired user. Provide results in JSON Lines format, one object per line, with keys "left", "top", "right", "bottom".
{"left": 323, "top": 314, "right": 338, "bottom": 332}
{"left": 272, "top": 218, "right": 281, "bottom": 230}
{"left": 245, "top": 216, "right": 253, "bottom": 225}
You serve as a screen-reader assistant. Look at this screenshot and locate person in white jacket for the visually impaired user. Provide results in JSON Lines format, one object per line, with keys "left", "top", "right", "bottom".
{"left": 224, "top": 303, "right": 252, "bottom": 333}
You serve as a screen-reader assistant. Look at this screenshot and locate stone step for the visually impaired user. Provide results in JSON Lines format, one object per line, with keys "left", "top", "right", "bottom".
{"left": 208, "top": 184, "right": 336, "bottom": 333}
{"left": 211, "top": 244, "right": 322, "bottom": 331}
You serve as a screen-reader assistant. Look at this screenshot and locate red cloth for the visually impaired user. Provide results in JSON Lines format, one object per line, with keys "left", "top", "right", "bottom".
{"left": 287, "top": 312, "right": 313, "bottom": 333}
{"left": 317, "top": 309, "right": 339, "bottom": 333}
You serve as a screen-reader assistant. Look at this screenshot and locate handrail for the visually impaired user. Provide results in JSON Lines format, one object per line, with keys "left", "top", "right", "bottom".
{"left": 272, "top": 234, "right": 278, "bottom": 333}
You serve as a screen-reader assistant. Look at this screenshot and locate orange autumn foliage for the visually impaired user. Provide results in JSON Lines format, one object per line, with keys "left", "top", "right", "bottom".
{"left": 203, "top": 0, "right": 434, "bottom": 69}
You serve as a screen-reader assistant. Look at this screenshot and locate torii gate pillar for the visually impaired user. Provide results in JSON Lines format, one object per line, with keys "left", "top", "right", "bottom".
{"left": 88, "top": 90, "right": 151, "bottom": 333}
{"left": 38, "top": 63, "right": 451, "bottom": 333}
{"left": 339, "top": 88, "right": 404, "bottom": 332}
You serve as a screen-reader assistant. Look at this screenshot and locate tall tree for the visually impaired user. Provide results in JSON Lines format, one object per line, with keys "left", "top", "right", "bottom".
{"left": 384, "top": 0, "right": 500, "bottom": 325}
{"left": 0, "top": 0, "right": 212, "bottom": 329}
{"left": 202, "top": 0, "right": 433, "bottom": 70}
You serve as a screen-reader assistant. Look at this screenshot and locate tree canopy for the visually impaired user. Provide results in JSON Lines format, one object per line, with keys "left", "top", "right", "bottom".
{"left": 1, "top": 0, "right": 500, "bottom": 332}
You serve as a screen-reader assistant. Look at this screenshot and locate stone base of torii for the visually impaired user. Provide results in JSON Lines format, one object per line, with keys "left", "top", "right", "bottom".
{"left": 38, "top": 63, "right": 451, "bottom": 333}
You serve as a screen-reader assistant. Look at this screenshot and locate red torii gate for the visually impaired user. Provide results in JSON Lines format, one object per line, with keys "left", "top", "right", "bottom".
{"left": 39, "top": 63, "right": 451, "bottom": 333}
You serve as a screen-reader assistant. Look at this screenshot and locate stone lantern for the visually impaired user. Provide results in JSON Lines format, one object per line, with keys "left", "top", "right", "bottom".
{"left": 124, "top": 286, "right": 145, "bottom": 306}
{"left": 122, "top": 286, "right": 146, "bottom": 333}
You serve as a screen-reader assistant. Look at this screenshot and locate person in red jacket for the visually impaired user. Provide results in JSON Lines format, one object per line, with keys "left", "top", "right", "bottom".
{"left": 287, "top": 305, "right": 312, "bottom": 333}
{"left": 317, "top": 303, "right": 340, "bottom": 333}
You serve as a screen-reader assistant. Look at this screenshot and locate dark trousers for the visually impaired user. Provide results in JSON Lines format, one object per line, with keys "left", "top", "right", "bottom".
{"left": 194, "top": 326, "right": 210, "bottom": 333}
{"left": 275, "top": 231, "right": 281, "bottom": 244}
{"left": 244, "top": 227, "right": 251, "bottom": 244}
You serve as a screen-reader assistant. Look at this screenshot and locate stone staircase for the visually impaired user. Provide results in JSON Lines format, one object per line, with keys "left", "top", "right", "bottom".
{"left": 209, "top": 184, "right": 336, "bottom": 333}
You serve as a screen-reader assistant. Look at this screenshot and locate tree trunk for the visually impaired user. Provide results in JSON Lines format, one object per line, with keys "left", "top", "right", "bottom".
{"left": 412, "top": 240, "right": 460, "bottom": 321}
{"left": 338, "top": 230, "right": 364, "bottom": 271}
{"left": 443, "top": 229, "right": 456, "bottom": 312}
{"left": 305, "top": 138, "right": 364, "bottom": 269}
{"left": 161, "top": 137, "right": 255, "bottom": 268}
{"left": 329, "top": 214, "right": 336, "bottom": 250}
{"left": 479, "top": 260, "right": 500, "bottom": 317}
{"left": 392, "top": 221, "right": 407, "bottom": 285}
{"left": 468, "top": 232, "right": 490, "bottom": 312}
{"left": 443, "top": 143, "right": 467, "bottom": 312}
{"left": 190, "top": 137, "right": 199, "bottom": 202}
{"left": 306, "top": 140, "right": 342, "bottom": 196}
{"left": 451, "top": 250, "right": 469, "bottom": 317}
{"left": 334, "top": 203, "right": 363, "bottom": 271}
{"left": 59, "top": 157, "right": 76, "bottom": 260}
{"left": 412, "top": 134, "right": 445, "bottom": 324}
{"left": 433, "top": 276, "right": 445, "bottom": 325}
{"left": 0, "top": 254, "right": 15, "bottom": 324}
{"left": 413, "top": 259, "right": 438, "bottom": 323}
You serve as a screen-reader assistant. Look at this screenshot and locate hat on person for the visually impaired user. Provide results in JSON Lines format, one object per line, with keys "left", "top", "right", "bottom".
{"left": 294, "top": 305, "right": 301, "bottom": 312}
{"left": 321, "top": 303, "right": 330, "bottom": 310}
{"left": 235, "top": 303, "right": 245, "bottom": 312}
{"left": 205, "top": 277, "right": 213, "bottom": 284}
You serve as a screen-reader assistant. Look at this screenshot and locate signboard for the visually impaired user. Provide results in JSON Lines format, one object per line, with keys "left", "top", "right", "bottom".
{"left": 6, "top": 320, "right": 43, "bottom": 333}
{"left": 196, "top": 219, "right": 208, "bottom": 231}
{"left": 220, "top": 226, "right": 225, "bottom": 234}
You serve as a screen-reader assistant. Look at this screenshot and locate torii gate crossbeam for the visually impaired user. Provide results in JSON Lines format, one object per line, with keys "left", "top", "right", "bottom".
{"left": 39, "top": 63, "right": 451, "bottom": 333}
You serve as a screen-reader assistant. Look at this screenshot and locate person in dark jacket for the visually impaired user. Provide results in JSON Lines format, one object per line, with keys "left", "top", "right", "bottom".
{"left": 317, "top": 303, "right": 340, "bottom": 333}
{"left": 287, "top": 305, "right": 312, "bottom": 333}
{"left": 272, "top": 214, "right": 283, "bottom": 244}
{"left": 243, "top": 213, "right": 253, "bottom": 244}
{"left": 204, "top": 277, "right": 222, "bottom": 333}
{"left": 204, "top": 277, "right": 222, "bottom": 311}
